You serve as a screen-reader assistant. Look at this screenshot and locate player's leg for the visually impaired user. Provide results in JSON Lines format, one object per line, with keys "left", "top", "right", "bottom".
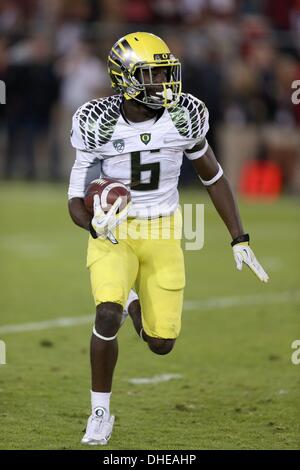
{"left": 145, "top": 335, "right": 176, "bottom": 355}
{"left": 134, "top": 211, "right": 185, "bottom": 355}
{"left": 124, "top": 292, "right": 175, "bottom": 354}
{"left": 121, "top": 288, "right": 140, "bottom": 327}
{"left": 126, "top": 293, "right": 143, "bottom": 337}
{"left": 91, "top": 301, "right": 123, "bottom": 392}
{"left": 90, "top": 288, "right": 142, "bottom": 398}
{"left": 124, "top": 292, "right": 175, "bottom": 352}
{"left": 136, "top": 269, "right": 184, "bottom": 355}
{"left": 82, "top": 238, "right": 138, "bottom": 445}
{"left": 89, "top": 240, "right": 138, "bottom": 391}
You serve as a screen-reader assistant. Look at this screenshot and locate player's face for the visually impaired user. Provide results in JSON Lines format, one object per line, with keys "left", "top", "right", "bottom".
{"left": 132, "top": 64, "right": 179, "bottom": 109}
{"left": 136, "top": 66, "right": 169, "bottom": 88}
{"left": 143, "top": 66, "right": 169, "bottom": 84}
{"left": 136, "top": 66, "right": 170, "bottom": 103}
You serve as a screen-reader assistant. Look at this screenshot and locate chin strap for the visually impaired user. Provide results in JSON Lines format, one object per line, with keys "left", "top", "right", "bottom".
{"left": 155, "top": 87, "right": 173, "bottom": 101}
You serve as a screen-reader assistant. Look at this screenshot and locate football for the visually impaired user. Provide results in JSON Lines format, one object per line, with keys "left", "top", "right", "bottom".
{"left": 84, "top": 178, "right": 131, "bottom": 215}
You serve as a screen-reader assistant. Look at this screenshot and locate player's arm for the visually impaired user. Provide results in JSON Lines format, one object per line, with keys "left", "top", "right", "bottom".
{"left": 68, "top": 197, "right": 91, "bottom": 231}
{"left": 68, "top": 195, "right": 125, "bottom": 244}
{"left": 191, "top": 144, "right": 244, "bottom": 239}
{"left": 67, "top": 148, "right": 128, "bottom": 241}
{"left": 68, "top": 106, "right": 101, "bottom": 233}
{"left": 67, "top": 146, "right": 99, "bottom": 234}
{"left": 68, "top": 109, "right": 125, "bottom": 242}
{"left": 68, "top": 109, "right": 115, "bottom": 238}
{"left": 190, "top": 143, "right": 269, "bottom": 282}
{"left": 68, "top": 160, "right": 122, "bottom": 241}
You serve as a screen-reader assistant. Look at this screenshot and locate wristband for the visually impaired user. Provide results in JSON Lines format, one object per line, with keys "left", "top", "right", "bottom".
{"left": 89, "top": 221, "right": 98, "bottom": 239}
{"left": 231, "top": 233, "right": 250, "bottom": 247}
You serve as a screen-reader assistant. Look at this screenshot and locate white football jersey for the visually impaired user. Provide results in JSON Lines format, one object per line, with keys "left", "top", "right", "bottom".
{"left": 68, "top": 93, "right": 209, "bottom": 218}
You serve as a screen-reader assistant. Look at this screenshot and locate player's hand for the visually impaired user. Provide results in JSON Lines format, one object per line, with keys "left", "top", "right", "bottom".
{"left": 232, "top": 242, "right": 269, "bottom": 283}
{"left": 91, "top": 194, "right": 129, "bottom": 240}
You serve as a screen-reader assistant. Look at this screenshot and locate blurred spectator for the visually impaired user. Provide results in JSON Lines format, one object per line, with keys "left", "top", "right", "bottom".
{"left": 56, "top": 39, "right": 109, "bottom": 175}
{"left": 152, "top": 0, "right": 181, "bottom": 24}
{"left": 239, "top": 0, "right": 266, "bottom": 16}
{"left": 0, "top": 0, "right": 299, "bottom": 192}
{"left": 0, "top": 37, "right": 8, "bottom": 101}
{"left": 55, "top": 0, "right": 93, "bottom": 56}
{"left": 265, "top": 0, "right": 294, "bottom": 31}
{"left": 0, "top": 37, "right": 8, "bottom": 167}
{"left": 208, "top": 0, "right": 236, "bottom": 18}
{"left": 0, "top": 0, "right": 25, "bottom": 35}
{"left": 290, "top": 0, "right": 300, "bottom": 57}
{"left": 123, "top": 0, "right": 154, "bottom": 23}
{"left": 4, "top": 35, "right": 59, "bottom": 180}
{"left": 274, "top": 55, "right": 300, "bottom": 126}
{"left": 179, "top": 0, "right": 207, "bottom": 25}
{"left": 183, "top": 45, "right": 223, "bottom": 151}
{"left": 57, "top": 40, "right": 108, "bottom": 113}
{"left": 100, "top": 0, "right": 124, "bottom": 23}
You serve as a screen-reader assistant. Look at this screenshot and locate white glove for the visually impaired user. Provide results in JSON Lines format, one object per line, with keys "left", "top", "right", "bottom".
{"left": 233, "top": 242, "right": 269, "bottom": 283}
{"left": 91, "top": 194, "right": 130, "bottom": 241}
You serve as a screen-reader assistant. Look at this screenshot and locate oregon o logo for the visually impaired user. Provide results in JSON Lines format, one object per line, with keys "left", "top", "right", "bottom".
{"left": 140, "top": 133, "right": 151, "bottom": 145}
{"left": 153, "top": 53, "right": 171, "bottom": 60}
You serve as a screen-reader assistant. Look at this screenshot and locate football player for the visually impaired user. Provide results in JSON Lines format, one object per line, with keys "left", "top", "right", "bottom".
{"left": 68, "top": 32, "right": 269, "bottom": 445}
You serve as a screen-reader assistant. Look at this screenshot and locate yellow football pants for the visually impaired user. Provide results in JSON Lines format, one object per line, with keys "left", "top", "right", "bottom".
{"left": 87, "top": 210, "right": 185, "bottom": 339}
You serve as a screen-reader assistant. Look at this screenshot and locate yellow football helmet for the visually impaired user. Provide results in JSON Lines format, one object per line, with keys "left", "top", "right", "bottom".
{"left": 108, "top": 32, "right": 182, "bottom": 109}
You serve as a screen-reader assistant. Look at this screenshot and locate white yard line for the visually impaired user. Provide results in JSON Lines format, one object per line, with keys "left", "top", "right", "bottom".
{"left": 183, "top": 290, "right": 300, "bottom": 310}
{"left": 0, "top": 290, "right": 299, "bottom": 335}
{"left": 128, "top": 374, "right": 183, "bottom": 385}
{"left": 0, "top": 315, "right": 93, "bottom": 335}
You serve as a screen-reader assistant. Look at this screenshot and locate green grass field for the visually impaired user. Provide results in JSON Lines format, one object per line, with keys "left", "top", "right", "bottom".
{"left": 0, "top": 182, "right": 299, "bottom": 450}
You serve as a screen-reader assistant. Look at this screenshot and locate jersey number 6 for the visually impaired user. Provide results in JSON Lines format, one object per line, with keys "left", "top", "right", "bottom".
{"left": 130, "top": 150, "right": 160, "bottom": 191}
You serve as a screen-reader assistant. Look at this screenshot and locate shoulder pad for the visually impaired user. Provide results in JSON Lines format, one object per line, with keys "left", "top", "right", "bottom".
{"left": 169, "top": 93, "right": 209, "bottom": 140}
{"left": 72, "top": 95, "right": 122, "bottom": 151}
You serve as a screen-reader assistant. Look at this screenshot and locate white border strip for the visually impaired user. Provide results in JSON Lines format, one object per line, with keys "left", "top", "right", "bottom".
{"left": 0, "top": 291, "right": 299, "bottom": 335}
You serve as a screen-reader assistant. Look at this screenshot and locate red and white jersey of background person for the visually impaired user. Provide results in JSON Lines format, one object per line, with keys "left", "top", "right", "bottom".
{"left": 68, "top": 93, "right": 209, "bottom": 218}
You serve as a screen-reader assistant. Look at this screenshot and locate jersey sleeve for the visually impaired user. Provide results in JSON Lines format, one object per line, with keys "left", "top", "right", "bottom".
{"left": 68, "top": 105, "right": 103, "bottom": 199}
{"left": 181, "top": 94, "right": 210, "bottom": 160}
{"left": 70, "top": 103, "right": 100, "bottom": 152}
{"left": 70, "top": 96, "right": 122, "bottom": 151}
{"left": 184, "top": 138, "right": 208, "bottom": 160}
{"left": 68, "top": 96, "right": 123, "bottom": 199}
{"left": 68, "top": 149, "right": 102, "bottom": 199}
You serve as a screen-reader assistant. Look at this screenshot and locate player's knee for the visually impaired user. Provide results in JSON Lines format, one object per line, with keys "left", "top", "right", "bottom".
{"left": 147, "top": 337, "right": 175, "bottom": 355}
{"left": 95, "top": 302, "right": 123, "bottom": 337}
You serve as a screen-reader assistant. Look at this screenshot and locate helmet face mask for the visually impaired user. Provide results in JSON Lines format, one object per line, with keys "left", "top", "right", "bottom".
{"left": 108, "top": 32, "right": 182, "bottom": 109}
{"left": 132, "top": 63, "right": 181, "bottom": 108}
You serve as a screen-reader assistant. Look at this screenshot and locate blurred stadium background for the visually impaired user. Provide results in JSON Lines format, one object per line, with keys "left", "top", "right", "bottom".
{"left": 1, "top": 0, "right": 300, "bottom": 190}
{"left": 0, "top": 0, "right": 299, "bottom": 450}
